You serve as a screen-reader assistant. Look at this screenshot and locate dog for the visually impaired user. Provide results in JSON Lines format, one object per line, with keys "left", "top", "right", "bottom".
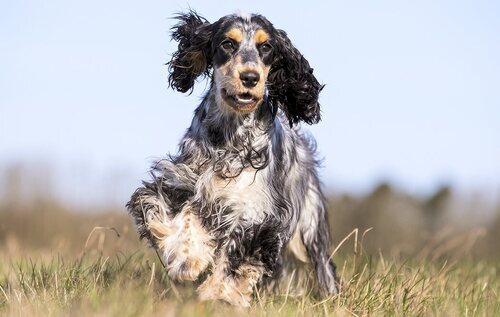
{"left": 127, "top": 11, "right": 339, "bottom": 306}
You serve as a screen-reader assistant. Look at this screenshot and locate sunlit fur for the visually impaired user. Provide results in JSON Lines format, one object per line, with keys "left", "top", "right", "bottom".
{"left": 127, "top": 11, "right": 339, "bottom": 306}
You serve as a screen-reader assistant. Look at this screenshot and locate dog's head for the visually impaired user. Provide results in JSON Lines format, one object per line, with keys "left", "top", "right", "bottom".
{"left": 168, "top": 11, "right": 323, "bottom": 125}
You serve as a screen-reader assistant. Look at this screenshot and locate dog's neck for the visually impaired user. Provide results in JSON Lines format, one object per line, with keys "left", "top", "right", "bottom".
{"left": 180, "top": 85, "right": 277, "bottom": 177}
{"left": 199, "top": 85, "right": 274, "bottom": 148}
{"left": 177, "top": 85, "right": 277, "bottom": 176}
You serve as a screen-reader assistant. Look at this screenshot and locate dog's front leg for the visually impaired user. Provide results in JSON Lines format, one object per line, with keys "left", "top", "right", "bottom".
{"left": 127, "top": 162, "right": 215, "bottom": 281}
{"left": 197, "top": 222, "right": 285, "bottom": 306}
{"left": 157, "top": 203, "right": 216, "bottom": 281}
{"left": 128, "top": 192, "right": 216, "bottom": 282}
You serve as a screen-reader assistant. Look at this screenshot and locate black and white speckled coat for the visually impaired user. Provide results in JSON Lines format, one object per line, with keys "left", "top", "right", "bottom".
{"left": 127, "top": 11, "right": 339, "bottom": 306}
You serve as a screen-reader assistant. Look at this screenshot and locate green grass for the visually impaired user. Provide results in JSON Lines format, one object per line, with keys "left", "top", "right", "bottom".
{"left": 1, "top": 252, "right": 498, "bottom": 316}
{"left": 1, "top": 198, "right": 499, "bottom": 316}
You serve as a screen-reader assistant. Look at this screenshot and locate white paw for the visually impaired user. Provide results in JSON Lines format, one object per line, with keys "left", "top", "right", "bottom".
{"left": 197, "top": 261, "right": 264, "bottom": 307}
{"left": 149, "top": 209, "right": 215, "bottom": 282}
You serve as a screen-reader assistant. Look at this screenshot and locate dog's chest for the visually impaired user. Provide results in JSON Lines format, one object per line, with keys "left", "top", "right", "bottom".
{"left": 212, "top": 168, "right": 271, "bottom": 223}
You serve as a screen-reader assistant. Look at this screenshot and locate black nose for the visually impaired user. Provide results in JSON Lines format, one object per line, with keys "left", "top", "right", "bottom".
{"left": 239, "top": 71, "right": 260, "bottom": 88}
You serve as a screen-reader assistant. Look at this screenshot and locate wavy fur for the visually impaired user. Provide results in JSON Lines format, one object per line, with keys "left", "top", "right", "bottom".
{"left": 127, "top": 11, "right": 339, "bottom": 306}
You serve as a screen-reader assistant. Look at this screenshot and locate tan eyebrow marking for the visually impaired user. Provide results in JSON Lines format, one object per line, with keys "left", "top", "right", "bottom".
{"left": 226, "top": 28, "right": 243, "bottom": 42}
{"left": 254, "top": 29, "right": 269, "bottom": 44}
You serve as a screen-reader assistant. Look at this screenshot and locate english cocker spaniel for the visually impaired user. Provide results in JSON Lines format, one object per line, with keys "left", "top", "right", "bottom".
{"left": 127, "top": 11, "right": 339, "bottom": 306}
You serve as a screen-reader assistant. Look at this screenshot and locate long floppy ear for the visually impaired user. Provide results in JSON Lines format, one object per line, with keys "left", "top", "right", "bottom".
{"left": 167, "top": 11, "right": 213, "bottom": 93}
{"left": 267, "top": 29, "right": 324, "bottom": 126}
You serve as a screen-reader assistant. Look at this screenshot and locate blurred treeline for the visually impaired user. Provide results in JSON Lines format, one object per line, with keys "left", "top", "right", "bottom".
{"left": 330, "top": 183, "right": 500, "bottom": 260}
{"left": 1, "top": 165, "right": 499, "bottom": 259}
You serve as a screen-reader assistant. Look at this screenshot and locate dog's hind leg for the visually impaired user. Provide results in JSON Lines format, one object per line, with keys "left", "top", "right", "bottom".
{"left": 291, "top": 175, "right": 340, "bottom": 295}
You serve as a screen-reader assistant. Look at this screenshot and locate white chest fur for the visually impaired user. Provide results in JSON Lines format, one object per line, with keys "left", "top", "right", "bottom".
{"left": 211, "top": 168, "right": 272, "bottom": 225}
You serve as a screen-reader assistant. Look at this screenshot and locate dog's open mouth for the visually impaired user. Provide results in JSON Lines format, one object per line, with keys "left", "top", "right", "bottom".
{"left": 222, "top": 89, "right": 260, "bottom": 112}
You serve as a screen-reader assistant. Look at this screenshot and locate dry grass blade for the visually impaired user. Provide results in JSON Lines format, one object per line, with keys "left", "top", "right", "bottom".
{"left": 278, "top": 269, "right": 296, "bottom": 312}
{"left": 0, "top": 285, "right": 9, "bottom": 303}
{"left": 82, "top": 226, "right": 121, "bottom": 254}
{"left": 328, "top": 228, "right": 359, "bottom": 262}
{"left": 148, "top": 262, "right": 156, "bottom": 288}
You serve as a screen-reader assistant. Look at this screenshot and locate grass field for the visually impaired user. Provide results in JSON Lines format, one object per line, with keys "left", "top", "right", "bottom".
{"left": 1, "top": 220, "right": 499, "bottom": 317}
{"left": 1, "top": 189, "right": 499, "bottom": 316}
{"left": 1, "top": 251, "right": 498, "bottom": 316}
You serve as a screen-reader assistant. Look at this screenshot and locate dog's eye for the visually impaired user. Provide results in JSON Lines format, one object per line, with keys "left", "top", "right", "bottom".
{"left": 221, "top": 40, "right": 235, "bottom": 51}
{"left": 259, "top": 43, "right": 272, "bottom": 54}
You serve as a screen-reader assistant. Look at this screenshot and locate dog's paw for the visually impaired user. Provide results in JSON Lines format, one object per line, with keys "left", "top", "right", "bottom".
{"left": 197, "top": 274, "right": 252, "bottom": 307}
{"left": 152, "top": 209, "right": 215, "bottom": 282}
{"left": 197, "top": 263, "right": 264, "bottom": 307}
{"left": 165, "top": 242, "right": 213, "bottom": 282}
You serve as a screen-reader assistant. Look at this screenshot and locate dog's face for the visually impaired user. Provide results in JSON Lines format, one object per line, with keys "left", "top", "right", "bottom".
{"left": 211, "top": 16, "right": 274, "bottom": 113}
{"left": 168, "top": 11, "right": 323, "bottom": 125}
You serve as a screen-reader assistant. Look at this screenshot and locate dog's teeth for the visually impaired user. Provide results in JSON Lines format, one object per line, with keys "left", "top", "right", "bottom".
{"left": 236, "top": 95, "right": 254, "bottom": 104}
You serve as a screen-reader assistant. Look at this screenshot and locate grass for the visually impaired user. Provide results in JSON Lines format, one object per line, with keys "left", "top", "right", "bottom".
{"left": 1, "top": 248, "right": 498, "bottom": 316}
{"left": 1, "top": 196, "right": 499, "bottom": 316}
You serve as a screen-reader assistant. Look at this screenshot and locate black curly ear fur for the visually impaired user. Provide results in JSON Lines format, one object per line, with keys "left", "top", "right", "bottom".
{"left": 167, "top": 11, "right": 213, "bottom": 93}
{"left": 267, "top": 29, "right": 324, "bottom": 126}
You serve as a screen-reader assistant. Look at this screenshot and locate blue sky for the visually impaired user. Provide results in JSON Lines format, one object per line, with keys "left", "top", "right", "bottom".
{"left": 1, "top": 0, "right": 499, "bottom": 205}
